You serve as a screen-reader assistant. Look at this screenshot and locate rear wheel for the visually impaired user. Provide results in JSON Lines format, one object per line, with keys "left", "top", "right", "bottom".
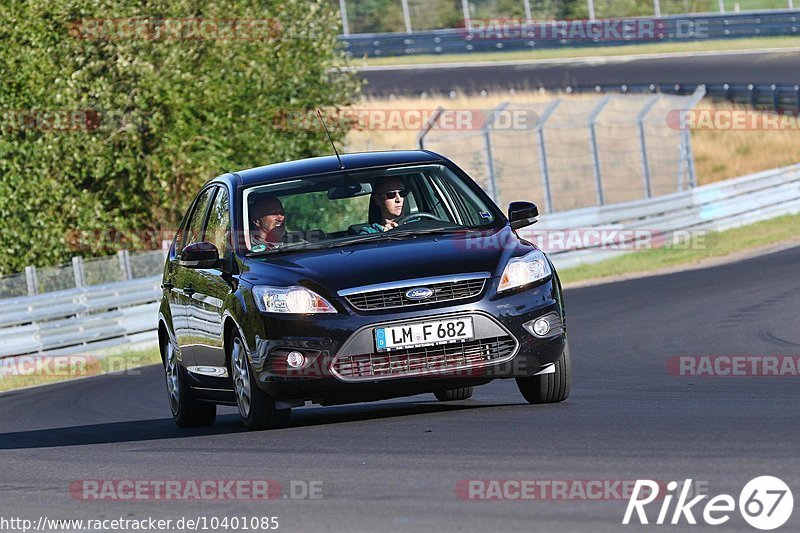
{"left": 516, "top": 343, "right": 572, "bottom": 404}
{"left": 434, "top": 386, "right": 474, "bottom": 401}
{"left": 164, "top": 339, "right": 216, "bottom": 427}
{"left": 230, "top": 333, "right": 291, "bottom": 431}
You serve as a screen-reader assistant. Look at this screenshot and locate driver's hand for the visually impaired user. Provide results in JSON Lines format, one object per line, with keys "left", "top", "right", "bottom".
{"left": 383, "top": 220, "right": 398, "bottom": 231}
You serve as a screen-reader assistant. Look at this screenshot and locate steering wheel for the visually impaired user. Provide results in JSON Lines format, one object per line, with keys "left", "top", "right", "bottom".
{"left": 393, "top": 212, "right": 442, "bottom": 225}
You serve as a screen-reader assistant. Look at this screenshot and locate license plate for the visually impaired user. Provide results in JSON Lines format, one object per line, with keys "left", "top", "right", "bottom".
{"left": 374, "top": 317, "right": 474, "bottom": 352}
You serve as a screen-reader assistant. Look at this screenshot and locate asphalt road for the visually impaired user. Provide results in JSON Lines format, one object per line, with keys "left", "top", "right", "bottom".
{"left": 2, "top": 245, "right": 799, "bottom": 532}
{"left": 358, "top": 49, "right": 800, "bottom": 95}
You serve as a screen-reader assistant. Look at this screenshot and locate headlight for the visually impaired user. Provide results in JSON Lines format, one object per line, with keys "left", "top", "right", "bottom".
{"left": 498, "top": 250, "right": 552, "bottom": 293}
{"left": 252, "top": 286, "right": 337, "bottom": 314}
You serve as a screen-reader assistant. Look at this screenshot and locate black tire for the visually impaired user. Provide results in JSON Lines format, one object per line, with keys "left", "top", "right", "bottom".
{"left": 230, "top": 332, "right": 291, "bottom": 431}
{"left": 516, "top": 343, "right": 572, "bottom": 404}
{"left": 163, "top": 338, "right": 216, "bottom": 427}
{"left": 434, "top": 386, "right": 474, "bottom": 401}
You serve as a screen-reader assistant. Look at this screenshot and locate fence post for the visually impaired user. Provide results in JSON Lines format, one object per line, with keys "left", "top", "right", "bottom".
{"left": 682, "top": 86, "right": 706, "bottom": 189}
{"left": 535, "top": 99, "right": 562, "bottom": 213}
{"left": 461, "top": 0, "right": 471, "bottom": 31}
{"left": 636, "top": 95, "right": 660, "bottom": 199}
{"left": 481, "top": 102, "right": 509, "bottom": 204}
{"left": 588, "top": 95, "right": 613, "bottom": 206}
{"left": 677, "top": 133, "right": 688, "bottom": 192}
{"left": 483, "top": 129, "right": 498, "bottom": 204}
{"left": 401, "top": 0, "right": 412, "bottom": 33}
{"left": 523, "top": 0, "right": 532, "bottom": 21}
{"left": 417, "top": 106, "right": 444, "bottom": 148}
{"left": 25, "top": 266, "right": 39, "bottom": 296}
{"left": 587, "top": 0, "right": 596, "bottom": 20}
{"left": 339, "top": 0, "right": 350, "bottom": 36}
{"left": 72, "top": 256, "right": 85, "bottom": 288}
{"left": 118, "top": 249, "right": 133, "bottom": 280}
{"left": 685, "top": 128, "right": 698, "bottom": 188}
{"left": 653, "top": 0, "right": 661, "bottom": 16}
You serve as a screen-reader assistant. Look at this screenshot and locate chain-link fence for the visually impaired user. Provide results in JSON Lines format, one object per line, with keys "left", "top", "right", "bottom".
{"left": 0, "top": 249, "right": 167, "bottom": 300}
{"left": 337, "top": 0, "right": 797, "bottom": 34}
{"left": 420, "top": 88, "right": 704, "bottom": 213}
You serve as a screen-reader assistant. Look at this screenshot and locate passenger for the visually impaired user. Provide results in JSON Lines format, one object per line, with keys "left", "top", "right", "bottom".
{"left": 249, "top": 196, "right": 287, "bottom": 249}
{"left": 360, "top": 177, "right": 409, "bottom": 234}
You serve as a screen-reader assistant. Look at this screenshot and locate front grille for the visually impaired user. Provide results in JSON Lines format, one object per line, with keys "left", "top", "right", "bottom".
{"left": 331, "top": 336, "right": 517, "bottom": 381}
{"left": 344, "top": 278, "right": 485, "bottom": 311}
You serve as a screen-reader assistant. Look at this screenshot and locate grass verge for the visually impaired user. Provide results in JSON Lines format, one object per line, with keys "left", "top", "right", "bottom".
{"left": 355, "top": 37, "right": 800, "bottom": 67}
{"left": 558, "top": 212, "right": 800, "bottom": 284}
{"left": 0, "top": 345, "right": 162, "bottom": 393}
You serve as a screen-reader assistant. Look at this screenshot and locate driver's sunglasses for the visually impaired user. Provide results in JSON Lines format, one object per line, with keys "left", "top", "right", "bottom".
{"left": 383, "top": 189, "right": 409, "bottom": 200}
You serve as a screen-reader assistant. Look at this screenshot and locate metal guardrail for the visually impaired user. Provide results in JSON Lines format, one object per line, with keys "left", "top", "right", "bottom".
{"left": 0, "top": 163, "right": 798, "bottom": 357}
{"left": 564, "top": 83, "right": 800, "bottom": 112}
{"left": 0, "top": 277, "right": 160, "bottom": 357}
{"left": 340, "top": 10, "right": 800, "bottom": 57}
{"left": 531, "top": 163, "right": 800, "bottom": 270}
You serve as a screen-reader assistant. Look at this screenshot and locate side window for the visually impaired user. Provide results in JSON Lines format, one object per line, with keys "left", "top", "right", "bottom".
{"left": 204, "top": 187, "right": 230, "bottom": 257}
{"left": 182, "top": 187, "right": 214, "bottom": 250}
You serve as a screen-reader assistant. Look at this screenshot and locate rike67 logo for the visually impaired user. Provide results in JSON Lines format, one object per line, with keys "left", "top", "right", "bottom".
{"left": 623, "top": 477, "right": 793, "bottom": 530}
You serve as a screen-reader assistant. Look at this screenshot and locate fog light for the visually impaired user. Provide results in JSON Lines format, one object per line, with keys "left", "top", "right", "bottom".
{"left": 523, "top": 312, "right": 563, "bottom": 338}
{"left": 286, "top": 351, "right": 305, "bottom": 368}
{"left": 532, "top": 318, "right": 550, "bottom": 337}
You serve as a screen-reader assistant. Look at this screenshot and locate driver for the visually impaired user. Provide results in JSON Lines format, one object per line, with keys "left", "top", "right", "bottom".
{"left": 360, "top": 176, "right": 409, "bottom": 234}
{"left": 249, "top": 195, "right": 287, "bottom": 250}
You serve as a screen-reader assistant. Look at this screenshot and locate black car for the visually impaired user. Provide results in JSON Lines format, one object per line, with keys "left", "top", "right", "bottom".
{"left": 158, "top": 150, "right": 570, "bottom": 430}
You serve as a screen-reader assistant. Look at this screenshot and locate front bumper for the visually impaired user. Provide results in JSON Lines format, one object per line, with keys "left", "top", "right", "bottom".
{"left": 249, "top": 277, "right": 565, "bottom": 403}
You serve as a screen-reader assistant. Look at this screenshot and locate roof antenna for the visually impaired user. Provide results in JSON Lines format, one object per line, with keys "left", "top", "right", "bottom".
{"left": 316, "top": 109, "right": 345, "bottom": 170}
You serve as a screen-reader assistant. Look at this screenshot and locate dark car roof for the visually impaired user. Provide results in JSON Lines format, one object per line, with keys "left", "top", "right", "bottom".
{"left": 229, "top": 150, "right": 446, "bottom": 187}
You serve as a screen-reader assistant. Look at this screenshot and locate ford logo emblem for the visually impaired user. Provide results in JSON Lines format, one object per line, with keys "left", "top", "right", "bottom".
{"left": 405, "top": 287, "right": 434, "bottom": 300}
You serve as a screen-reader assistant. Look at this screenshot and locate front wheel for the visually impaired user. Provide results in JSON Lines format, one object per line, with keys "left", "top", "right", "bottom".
{"left": 516, "top": 343, "right": 572, "bottom": 404}
{"left": 434, "top": 386, "right": 474, "bottom": 401}
{"left": 164, "top": 339, "right": 216, "bottom": 427}
{"left": 230, "top": 333, "right": 291, "bottom": 431}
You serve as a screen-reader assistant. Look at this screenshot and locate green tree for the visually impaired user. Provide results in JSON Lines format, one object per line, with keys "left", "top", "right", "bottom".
{"left": 0, "top": 0, "right": 360, "bottom": 275}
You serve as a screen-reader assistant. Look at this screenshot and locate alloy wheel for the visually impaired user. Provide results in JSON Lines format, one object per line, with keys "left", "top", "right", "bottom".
{"left": 232, "top": 337, "right": 252, "bottom": 418}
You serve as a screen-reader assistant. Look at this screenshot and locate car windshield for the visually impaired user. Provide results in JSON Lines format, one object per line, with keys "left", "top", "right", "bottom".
{"left": 242, "top": 163, "right": 499, "bottom": 254}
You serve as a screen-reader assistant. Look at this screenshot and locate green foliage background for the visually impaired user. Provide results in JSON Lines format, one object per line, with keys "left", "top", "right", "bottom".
{"left": 0, "top": 0, "right": 360, "bottom": 275}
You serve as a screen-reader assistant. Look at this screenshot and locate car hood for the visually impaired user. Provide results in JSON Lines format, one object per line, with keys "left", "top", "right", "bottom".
{"left": 240, "top": 226, "right": 535, "bottom": 295}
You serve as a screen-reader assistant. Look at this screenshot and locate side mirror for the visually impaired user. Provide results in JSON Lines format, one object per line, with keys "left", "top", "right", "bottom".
{"left": 179, "top": 242, "right": 219, "bottom": 269}
{"left": 508, "top": 201, "right": 539, "bottom": 229}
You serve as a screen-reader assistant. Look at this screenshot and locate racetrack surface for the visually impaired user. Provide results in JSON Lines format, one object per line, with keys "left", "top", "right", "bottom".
{"left": 358, "top": 49, "right": 800, "bottom": 95}
{"left": 2, "top": 245, "right": 799, "bottom": 532}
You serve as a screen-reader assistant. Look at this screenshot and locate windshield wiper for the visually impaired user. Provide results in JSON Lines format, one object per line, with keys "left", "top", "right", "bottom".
{"left": 389, "top": 226, "right": 475, "bottom": 237}
{"left": 322, "top": 232, "right": 416, "bottom": 248}
{"left": 245, "top": 240, "right": 325, "bottom": 257}
{"left": 246, "top": 227, "right": 481, "bottom": 257}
